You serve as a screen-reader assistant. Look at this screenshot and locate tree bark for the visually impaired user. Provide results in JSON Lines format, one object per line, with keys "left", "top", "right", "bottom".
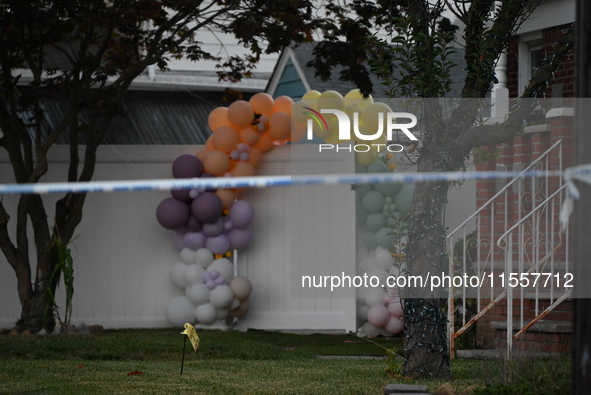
{"left": 403, "top": 150, "right": 451, "bottom": 379}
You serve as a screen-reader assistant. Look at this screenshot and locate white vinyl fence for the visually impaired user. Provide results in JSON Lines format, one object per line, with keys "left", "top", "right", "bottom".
{"left": 0, "top": 144, "right": 358, "bottom": 331}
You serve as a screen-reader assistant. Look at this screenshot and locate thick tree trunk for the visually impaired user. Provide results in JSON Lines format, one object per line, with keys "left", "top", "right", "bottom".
{"left": 403, "top": 150, "right": 451, "bottom": 379}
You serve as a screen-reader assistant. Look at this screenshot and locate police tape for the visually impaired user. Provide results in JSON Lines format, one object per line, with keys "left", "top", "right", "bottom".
{"left": 2, "top": 166, "right": 590, "bottom": 196}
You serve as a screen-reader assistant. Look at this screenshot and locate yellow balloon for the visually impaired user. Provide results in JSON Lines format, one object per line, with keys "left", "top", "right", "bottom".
{"left": 362, "top": 102, "right": 392, "bottom": 135}
{"left": 356, "top": 150, "right": 375, "bottom": 166}
{"left": 345, "top": 89, "right": 374, "bottom": 112}
{"left": 292, "top": 101, "right": 312, "bottom": 124}
{"left": 302, "top": 90, "right": 321, "bottom": 110}
{"left": 318, "top": 90, "right": 345, "bottom": 111}
{"left": 313, "top": 113, "right": 337, "bottom": 140}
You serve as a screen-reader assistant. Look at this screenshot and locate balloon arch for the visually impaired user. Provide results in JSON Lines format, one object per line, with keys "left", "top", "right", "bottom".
{"left": 156, "top": 90, "right": 412, "bottom": 335}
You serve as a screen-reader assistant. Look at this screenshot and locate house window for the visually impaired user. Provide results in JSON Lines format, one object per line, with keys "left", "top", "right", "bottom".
{"left": 528, "top": 45, "right": 544, "bottom": 84}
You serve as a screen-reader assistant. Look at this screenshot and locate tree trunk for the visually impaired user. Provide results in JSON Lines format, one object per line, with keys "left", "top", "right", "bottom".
{"left": 403, "top": 150, "right": 451, "bottom": 379}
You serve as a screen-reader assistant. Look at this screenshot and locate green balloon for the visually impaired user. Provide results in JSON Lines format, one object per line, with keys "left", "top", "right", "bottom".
{"left": 356, "top": 164, "right": 367, "bottom": 173}
{"left": 393, "top": 184, "right": 414, "bottom": 215}
{"left": 366, "top": 213, "right": 386, "bottom": 233}
{"left": 356, "top": 184, "right": 372, "bottom": 201}
{"left": 374, "top": 181, "right": 402, "bottom": 197}
{"left": 364, "top": 231, "right": 378, "bottom": 249}
{"left": 361, "top": 190, "right": 385, "bottom": 214}
{"left": 376, "top": 227, "right": 396, "bottom": 249}
{"left": 367, "top": 159, "right": 388, "bottom": 173}
{"left": 386, "top": 211, "right": 403, "bottom": 226}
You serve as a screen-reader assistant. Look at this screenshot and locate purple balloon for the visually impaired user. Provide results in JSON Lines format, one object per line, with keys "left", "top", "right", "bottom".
{"left": 156, "top": 198, "right": 190, "bottom": 230}
{"left": 210, "top": 270, "right": 220, "bottom": 279}
{"left": 191, "top": 192, "right": 223, "bottom": 224}
{"left": 203, "top": 218, "right": 224, "bottom": 237}
{"left": 229, "top": 200, "right": 255, "bottom": 229}
{"left": 214, "top": 277, "right": 225, "bottom": 285}
{"left": 171, "top": 188, "right": 192, "bottom": 202}
{"left": 206, "top": 280, "right": 216, "bottom": 290}
{"left": 227, "top": 226, "right": 253, "bottom": 249}
{"left": 184, "top": 232, "right": 206, "bottom": 251}
{"left": 172, "top": 232, "right": 186, "bottom": 251}
{"left": 186, "top": 215, "right": 203, "bottom": 232}
{"left": 205, "top": 234, "right": 230, "bottom": 255}
{"left": 172, "top": 154, "right": 203, "bottom": 179}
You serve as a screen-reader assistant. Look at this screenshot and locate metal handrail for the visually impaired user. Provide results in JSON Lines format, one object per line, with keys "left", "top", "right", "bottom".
{"left": 496, "top": 183, "right": 567, "bottom": 248}
{"left": 447, "top": 139, "right": 563, "bottom": 239}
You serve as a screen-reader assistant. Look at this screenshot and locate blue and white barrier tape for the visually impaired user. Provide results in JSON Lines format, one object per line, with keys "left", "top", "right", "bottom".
{"left": 2, "top": 166, "right": 591, "bottom": 196}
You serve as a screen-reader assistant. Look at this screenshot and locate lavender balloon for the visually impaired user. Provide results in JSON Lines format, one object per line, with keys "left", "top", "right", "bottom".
{"left": 203, "top": 218, "right": 224, "bottom": 237}
{"left": 172, "top": 154, "right": 203, "bottom": 179}
{"left": 191, "top": 192, "right": 223, "bottom": 224}
{"left": 205, "top": 234, "right": 230, "bottom": 255}
{"left": 184, "top": 232, "right": 206, "bottom": 251}
{"left": 229, "top": 200, "right": 255, "bottom": 229}
{"left": 227, "top": 226, "right": 253, "bottom": 249}
{"left": 156, "top": 198, "right": 190, "bottom": 230}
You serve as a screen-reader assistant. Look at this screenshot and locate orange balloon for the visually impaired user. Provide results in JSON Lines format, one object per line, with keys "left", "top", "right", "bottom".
{"left": 246, "top": 147, "right": 262, "bottom": 168}
{"left": 232, "top": 161, "right": 256, "bottom": 178}
{"left": 216, "top": 188, "right": 237, "bottom": 209}
{"left": 290, "top": 121, "right": 307, "bottom": 143}
{"left": 239, "top": 126, "right": 260, "bottom": 146}
{"left": 268, "top": 111, "right": 291, "bottom": 141}
{"left": 273, "top": 96, "right": 294, "bottom": 115}
{"left": 208, "top": 107, "right": 232, "bottom": 132}
{"left": 196, "top": 148, "right": 208, "bottom": 162}
{"left": 227, "top": 100, "right": 255, "bottom": 128}
{"left": 203, "top": 150, "right": 230, "bottom": 176}
{"left": 205, "top": 136, "right": 215, "bottom": 151}
{"left": 249, "top": 92, "right": 275, "bottom": 116}
{"left": 254, "top": 133, "right": 274, "bottom": 153}
{"left": 211, "top": 126, "right": 240, "bottom": 154}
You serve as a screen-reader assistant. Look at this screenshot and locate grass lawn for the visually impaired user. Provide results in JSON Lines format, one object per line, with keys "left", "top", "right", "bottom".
{"left": 0, "top": 328, "right": 570, "bottom": 394}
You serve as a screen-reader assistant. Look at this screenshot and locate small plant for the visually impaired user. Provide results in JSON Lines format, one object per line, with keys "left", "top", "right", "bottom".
{"left": 355, "top": 335, "right": 407, "bottom": 378}
{"left": 43, "top": 230, "right": 76, "bottom": 331}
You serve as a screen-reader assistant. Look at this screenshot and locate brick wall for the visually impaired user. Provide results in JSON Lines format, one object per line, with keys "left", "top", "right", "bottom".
{"left": 506, "top": 24, "right": 575, "bottom": 98}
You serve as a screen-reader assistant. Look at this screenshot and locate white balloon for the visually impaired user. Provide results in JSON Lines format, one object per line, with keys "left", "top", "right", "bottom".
{"left": 195, "top": 303, "right": 217, "bottom": 325}
{"left": 375, "top": 246, "right": 394, "bottom": 270}
{"left": 215, "top": 308, "right": 229, "bottom": 320}
{"left": 186, "top": 283, "right": 210, "bottom": 305}
{"left": 369, "top": 268, "right": 390, "bottom": 285}
{"left": 165, "top": 296, "right": 195, "bottom": 327}
{"left": 365, "top": 287, "right": 386, "bottom": 307}
{"left": 209, "top": 284, "right": 234, "bottom": 308}
{"left": 359, "top": 256, "right": 377, "bottom": 273}
{"left": 180, "top": 248, "right": 196, "bottom": 265}
{"left": 194, "top": 248, "right": 214, "bottom": 268}
{"left": 389, "top": 264, "right": 402, "bottom": 277}
{"left": 171, "top": 262, "right": 188, "bottom": 288}
{"left": 183, "top": 264, "right": 205, "bottom": 285}
{"left": 208, "top": 258, "right": 234, "bottom": 283}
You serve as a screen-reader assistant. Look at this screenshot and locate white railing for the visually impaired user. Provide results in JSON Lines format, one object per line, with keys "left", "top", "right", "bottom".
{"left": 447, "top": 139, "right": 570, "bottom": 359}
